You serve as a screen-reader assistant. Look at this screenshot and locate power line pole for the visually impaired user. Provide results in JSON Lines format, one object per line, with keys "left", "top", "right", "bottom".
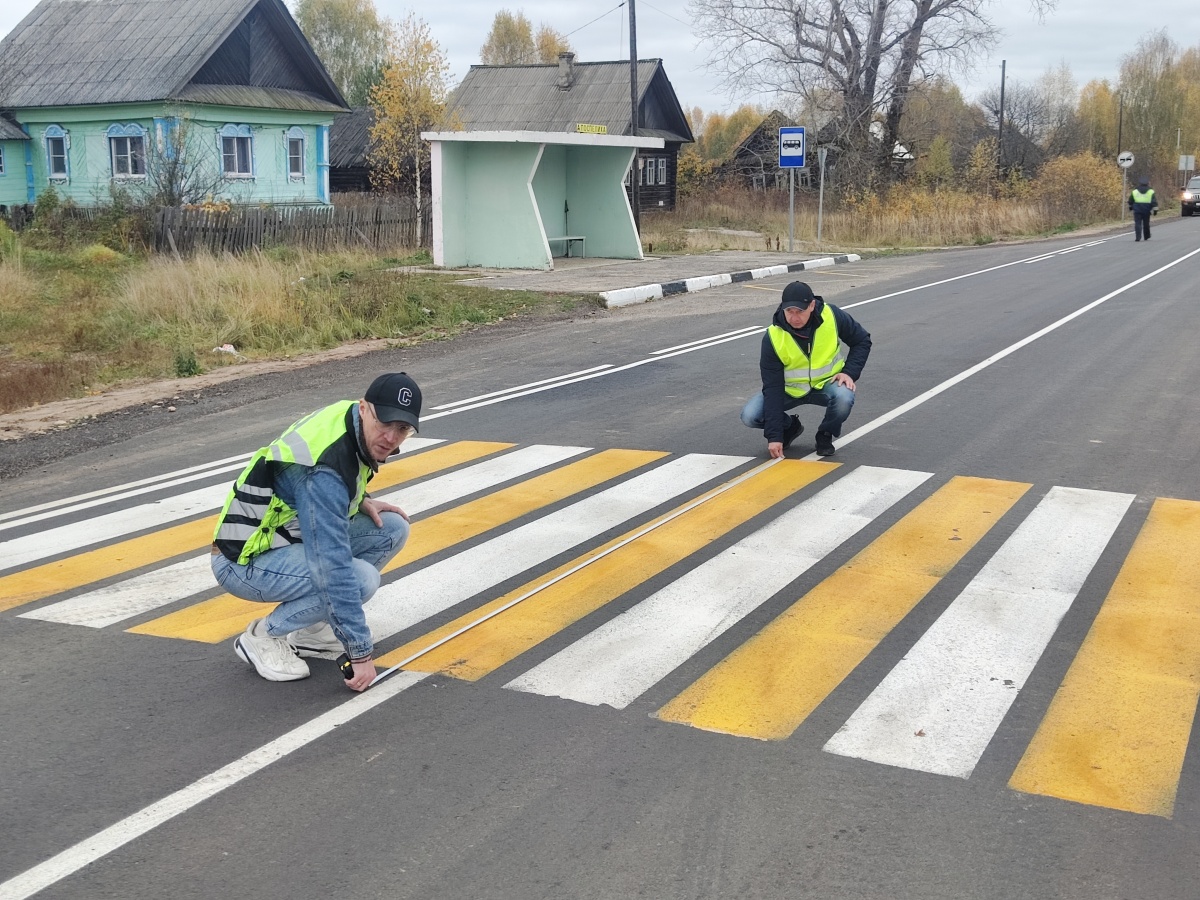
{"left": 997, "top": 60, "right": 1006, "bottom": 179}
{"left": 629, "top": 0, "right": 640, "bottom": 235}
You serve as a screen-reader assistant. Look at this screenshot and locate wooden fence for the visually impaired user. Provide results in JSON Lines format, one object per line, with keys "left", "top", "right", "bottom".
{"left": 153, "top": 203, "right": 430, "bottom": 255}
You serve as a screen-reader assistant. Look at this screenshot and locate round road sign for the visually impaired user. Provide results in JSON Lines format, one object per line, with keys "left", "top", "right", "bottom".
{"left": 1118, "top": 151, "right": 1135, "bottom": 168}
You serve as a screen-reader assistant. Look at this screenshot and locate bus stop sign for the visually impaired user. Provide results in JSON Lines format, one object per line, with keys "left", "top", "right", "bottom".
{"left": 779, "top": 127, "right": 806, "bottom": 168}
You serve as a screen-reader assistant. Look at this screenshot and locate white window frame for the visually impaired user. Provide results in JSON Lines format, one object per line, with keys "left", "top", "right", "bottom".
{"left": 219, "top": 123, "right": 254, "bottom": 178}
{"left": 45, "top": 124, "right": 69, "bottom": 181}
{"left": 285, "top": 126, "right": 306, "bottom": 181}
{"left": 657, "top": 157, "right": 666, "bottom": 185}
{"left": 0, "top": 145, "right": 5, "bottom": 176}
{"left": 107, "top": 123, "right": 147, "bottom": 179}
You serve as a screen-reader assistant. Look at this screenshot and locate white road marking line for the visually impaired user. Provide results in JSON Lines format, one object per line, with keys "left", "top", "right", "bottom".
{"left": 21, "top": 556, "right": 216, "bottom": 628}
{"left": 429, "top": 367, "right": 615, "bottom": 409}
{"left": 652, "top": 326, "right": 763, "bottom": 354}
{"left": 365, "top": 454, "right": 751, "bottom": 642}
{"left": 505, "top": 466, "right": 930, "bottom": 709}
{"left": 824, "top": 485, "right": 1135, "bottom": 778}
{"left": 838, "top": 239, "right": 1111, "bottom": 310}
{"left": 0, "top": 439, "right": 443, "bottom": 575}
{"left": 0, "top": 455, "right": 251, "bottom": 531}
{"left": 22, "top": 445, "right": 588, "bottom": 629}
{"left": 0, "top": 671, "right": 428, "bottom": 900}
{"left": 827, "top": 246, "right": 1200, "bottom": 455}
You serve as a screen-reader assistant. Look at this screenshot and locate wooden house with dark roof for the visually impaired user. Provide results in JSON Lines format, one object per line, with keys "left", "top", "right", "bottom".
{"left": 443, "top": 54, "right": 693, "bottom": 213}
{"left": 0, "top": 0, "right": 349, "bottom": 208}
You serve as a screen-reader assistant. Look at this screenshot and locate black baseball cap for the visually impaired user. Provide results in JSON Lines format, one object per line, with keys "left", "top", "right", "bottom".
{"left": 780, "top": 281, "right": 817, "bottom": 310}
{"left": 365, "top": 372, "right": 421, "bottom": 432}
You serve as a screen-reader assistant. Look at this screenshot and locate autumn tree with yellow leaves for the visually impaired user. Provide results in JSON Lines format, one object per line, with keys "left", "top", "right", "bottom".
{"left": 368, "top": 14, "right": 452, "bottom": 244}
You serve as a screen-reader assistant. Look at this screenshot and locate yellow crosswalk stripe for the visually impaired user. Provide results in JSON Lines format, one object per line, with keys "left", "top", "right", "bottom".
{"left": 0, "top": 441, "right": 511, "bottom": 613}
{"left": 129, "top": 449, "right": 665, "bottom": 644}
{"left": 376, "top": 460, "right": 835, "bottom": 676}
{"left": 655, "top": 475, "right": 1031, "bottom": 740}
{"left": 1009, "top": 497, "right": 1200, "bottom": 817}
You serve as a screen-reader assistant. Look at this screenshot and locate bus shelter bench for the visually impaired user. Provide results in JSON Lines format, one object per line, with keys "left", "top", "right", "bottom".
{"left": 546, "top": 235, "right": 586, "bottom": 258}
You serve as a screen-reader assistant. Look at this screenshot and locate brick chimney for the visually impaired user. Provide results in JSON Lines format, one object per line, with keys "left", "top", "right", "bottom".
{"left": 556, "top": 52, "right": 575, "bottom": 90}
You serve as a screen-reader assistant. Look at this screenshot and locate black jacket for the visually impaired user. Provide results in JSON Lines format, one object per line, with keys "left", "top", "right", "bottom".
{"left": 759, "top": 297, "right": 872, "bottom": 442}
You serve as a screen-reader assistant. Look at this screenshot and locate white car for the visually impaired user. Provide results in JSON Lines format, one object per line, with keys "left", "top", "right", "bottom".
{"left": 1182, "top": 175, "right": 1200, "bottom": 217}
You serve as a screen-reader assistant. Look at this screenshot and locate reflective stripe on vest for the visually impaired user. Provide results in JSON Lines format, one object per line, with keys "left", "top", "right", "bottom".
{"left": 213, "top": 401, "right": 369, "bottom": 564}
{"left": 1131, "top": 189, "right": 1155, "bottom": 203}
{"left": 768, "top": 317, "right": 846, "bottom": 398}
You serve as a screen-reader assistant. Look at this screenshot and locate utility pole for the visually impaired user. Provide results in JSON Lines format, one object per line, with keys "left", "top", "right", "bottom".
{"left": 1117, "top": 95, "right": 1125, "bottom": 222}
{"left": 629, "top": 0, "right": 640, "bottom": 235}
{"left": 997, "top": 60, "right": 1006, "bottom": 179}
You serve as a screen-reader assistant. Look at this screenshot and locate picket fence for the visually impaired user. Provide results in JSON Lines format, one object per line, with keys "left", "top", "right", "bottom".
{"left": 153, "top": 203, "right": 430, "bottom": 255}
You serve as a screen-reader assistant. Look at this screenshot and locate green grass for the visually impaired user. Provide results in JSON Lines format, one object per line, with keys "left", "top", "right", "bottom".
{"left": 0, "top": 245, "right": 597, "bottom": 413}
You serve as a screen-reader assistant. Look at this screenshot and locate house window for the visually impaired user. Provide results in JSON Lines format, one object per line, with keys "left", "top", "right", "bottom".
{"left": 657, "top": 157, "right": 666, "bottom": 185}
{"left": 0, "top": 146, "right": 5, "bottom": 175}
{"left": 107, "top": 124, "right": 146, "bottom": 178}
{"left": 285, "top": 126, "right": 305, "bottom": 180}
{"left": 45, "top": 125, "right": 69, "bottom": 180}
{"left": 219, "top": 124, "right": 254, "bottom": 177}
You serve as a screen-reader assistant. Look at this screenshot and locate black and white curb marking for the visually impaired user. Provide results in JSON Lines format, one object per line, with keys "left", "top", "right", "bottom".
{"left": 600, "top": 254, "right": 862, "bottom": 308}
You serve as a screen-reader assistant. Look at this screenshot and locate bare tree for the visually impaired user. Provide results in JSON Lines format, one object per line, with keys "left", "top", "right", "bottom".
{"left": 690, "top": 0, "right": 1057, "bottom": 186}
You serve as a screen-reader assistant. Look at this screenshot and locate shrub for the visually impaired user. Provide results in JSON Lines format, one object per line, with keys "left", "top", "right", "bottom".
{"left": 1034, "top": 152, "right": 1122, "bottom": 224}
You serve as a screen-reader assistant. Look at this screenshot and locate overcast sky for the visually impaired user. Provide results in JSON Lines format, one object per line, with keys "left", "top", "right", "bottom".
{"left": 2, "top": 0, "right": 1197, "bottom": 116}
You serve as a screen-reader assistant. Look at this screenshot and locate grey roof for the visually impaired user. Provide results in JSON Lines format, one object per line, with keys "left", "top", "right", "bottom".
{"left": 445, "top": 60, "right": 693, "bottom": 144}
{"left": 176, "top": 84, "right": 346, "bottom": 114}
{"left": 0, "top": 115, "right": 28, "bottom": 139}
{"left": 0, "top": 0, "right": 346, "bottom": 112}
{"left": 329, "top": 106, "right": 373, "bottom": 167}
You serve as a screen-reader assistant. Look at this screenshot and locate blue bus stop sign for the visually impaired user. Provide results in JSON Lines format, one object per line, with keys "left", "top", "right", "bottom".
{"left": 778, "top": 126, "right": 806, "bottom": 168}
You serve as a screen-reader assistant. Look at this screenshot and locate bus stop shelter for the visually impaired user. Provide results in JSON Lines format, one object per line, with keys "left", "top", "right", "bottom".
{"left": 422, "top": 130, "right": 665, "bottom": 270}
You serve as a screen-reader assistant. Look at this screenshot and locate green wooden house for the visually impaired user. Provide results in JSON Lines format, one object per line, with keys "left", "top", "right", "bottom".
{"left": 0, "top": 0, "right": 349, "bottom": 211}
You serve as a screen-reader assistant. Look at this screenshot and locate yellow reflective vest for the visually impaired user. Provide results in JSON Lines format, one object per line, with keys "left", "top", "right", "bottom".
{"left": 767, "top": 317, "right": 847, "bottom": 398}
{"left": 213, "top": 401, "right": 370, "bottom": 564}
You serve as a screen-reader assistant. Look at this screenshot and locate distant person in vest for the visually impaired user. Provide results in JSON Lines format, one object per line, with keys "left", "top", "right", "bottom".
{"left": 741, "top": 281, "right": 871, "bottom": 458}
{"left": 1129, "top": 177, "right": 1159, "bottom": 241}
{"left": 211, "top": 373, "right": 421, "bottom": 690}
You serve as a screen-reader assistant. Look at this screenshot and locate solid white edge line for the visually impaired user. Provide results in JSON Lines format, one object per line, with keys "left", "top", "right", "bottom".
{"left": 820, "top": 246, "right": 1200, "bottom": 457}
{"left": 838, "top": 239, "right": 1107, "bottom": 311}
{"left": 652, "top": 326, "right": 764, "bottom": 355}
{"left": 422, "top": 330, "right": 765, "bottom": 421}
{"left": 429, "top": 365, "right": 616, "bottom": 409}
{"left": 0, "top": 672, "right": 428, "bottom": 900}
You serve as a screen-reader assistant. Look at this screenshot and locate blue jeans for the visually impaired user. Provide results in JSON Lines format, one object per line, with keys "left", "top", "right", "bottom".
{"left": 212, "top": 509, "right": 408, "bottom": 655}
{"left": 740, "top": 382, "right": 856, "bottom": 437}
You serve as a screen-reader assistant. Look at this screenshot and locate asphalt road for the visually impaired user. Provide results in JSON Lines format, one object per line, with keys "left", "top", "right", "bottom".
{"left": 2, "top": 218, "right": 1199, "bottom": 900}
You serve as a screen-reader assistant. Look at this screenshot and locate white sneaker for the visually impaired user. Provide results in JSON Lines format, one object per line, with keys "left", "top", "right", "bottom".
{"left": 286, "top": 621, "right": 343, "bottom": 658}
{"left": 235, "top": 618, "right": 310, "bottom": 682}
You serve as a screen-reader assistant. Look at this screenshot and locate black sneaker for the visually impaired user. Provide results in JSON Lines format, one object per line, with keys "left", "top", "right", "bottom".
{"left": 815, "top": 431, "right": 836, "bottom": 456}
{"left": 781, "top": 415, "right": 803, "bottom": 450}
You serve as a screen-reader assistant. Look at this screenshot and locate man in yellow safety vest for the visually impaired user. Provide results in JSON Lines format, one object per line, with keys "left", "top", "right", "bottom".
{"left": 1129, "top": 177, "right": 1159, "bottom": 242}
{"left": 740, "top": 281, "right": 872, "bottom": 458}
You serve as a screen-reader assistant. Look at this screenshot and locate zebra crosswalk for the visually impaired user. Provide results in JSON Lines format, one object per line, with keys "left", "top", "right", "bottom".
{"left": 3, "top": 440, "right": 1199, "bottom": 819}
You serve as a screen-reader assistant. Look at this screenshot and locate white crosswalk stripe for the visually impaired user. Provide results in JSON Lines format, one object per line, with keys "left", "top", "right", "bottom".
{"left": 506, "top": 465, "right": 930, "bottom": 708}
{"left": 364, "top": 453, "right": 750, "bottom": 642}
{"left": 19, "top": 443, "right": 587, "bottom": 629}
{"left": 0, "top": 438, "right": 444, "bottom": 573}
{"left": 823, "top": 485, "right": 1135, "bottom": 777}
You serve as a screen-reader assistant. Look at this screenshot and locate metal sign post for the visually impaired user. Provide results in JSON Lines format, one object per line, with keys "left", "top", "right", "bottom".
{"left": 817, "top": 147, "right": 828, "bottom": 243}
{"left": 778, "top": 126, "right": 806, "bottom": 252}
{"left": 1118, "top": 151, "right": 1134, "bottom": 222}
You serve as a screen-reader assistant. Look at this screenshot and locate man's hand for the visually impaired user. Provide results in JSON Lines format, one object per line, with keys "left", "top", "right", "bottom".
{"left": 346, "top": 657, "right": 377, "bottom": 692}
{"left": 361, "top": 496, "right": 408, "bottom": 526}
{"left": 832, "top": 372, "right": 857, "bottom": 390}
{"left": 768, "top": 441, "right": 785, "bottom": 459}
